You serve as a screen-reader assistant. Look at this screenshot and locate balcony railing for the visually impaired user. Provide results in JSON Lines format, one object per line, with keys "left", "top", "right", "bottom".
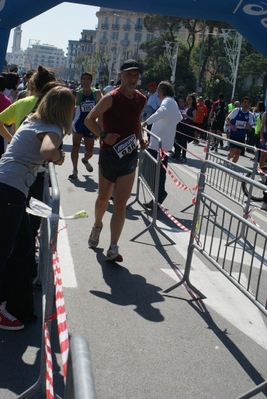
{"left": 101, "top": 24, "right": 109, "bottom": 30}
{"left": 99, "top": 38, "right": 108, "bottom": 44}
{"left": 123, "top": 24, "right": 131, "bottom": 31}
{"left": 112, "top": 24, "right": 120, "bottom": 30}
{"left": 120, "top": 39, "right": 130, "bottom": 47}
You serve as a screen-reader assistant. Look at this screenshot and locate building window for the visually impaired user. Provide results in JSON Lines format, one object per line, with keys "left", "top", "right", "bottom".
{"left": 135, "top": 32, "right": 142, "bottom": 42}
{"left": 112, "top": 32, "right": 119, "bottom": 41}
{"left": 136, "top": 18, "right": 143, "bottom": 30}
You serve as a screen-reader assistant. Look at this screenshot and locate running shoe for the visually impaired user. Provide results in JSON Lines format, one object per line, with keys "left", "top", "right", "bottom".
{"left": 88, "top": 224, "right": 103, "bottom": 248}
{"left": 69, "top": 168, "right": 78, "bottom": 179}
{"left": 82, "top": 158, "right": 93, "bottom": 172}
{"left": 106, "top": 245, "right": 123, "bottom": 262}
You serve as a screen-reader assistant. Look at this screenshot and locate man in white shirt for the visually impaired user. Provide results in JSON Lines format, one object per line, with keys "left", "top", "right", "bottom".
{"left": 141, "top": 81, "right": 182, "bottom": 207}
{"left": 141, "top": 81, "right": 162, "bottom": 121}
{"left": 103, "top": 79, "right": 115, "bottom": 94}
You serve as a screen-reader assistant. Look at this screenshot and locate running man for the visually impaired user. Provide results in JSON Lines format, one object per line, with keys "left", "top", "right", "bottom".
{"left": 69, "top": 72, "right": 102, "bottom": 179}
{"left": 226, "top": 96, "right": 253, "bottom": 163}
{"left": 85, "top": 59, "right": 147, "bottom": 262}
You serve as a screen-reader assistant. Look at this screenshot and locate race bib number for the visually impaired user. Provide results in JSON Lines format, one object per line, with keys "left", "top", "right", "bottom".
{"left": 235, "top": 120, "right": 246, "bottom": 129}
{"left": 113, "top": 134, "right": 137, "bottom": 158}
{"left": 81, "top": 100, "right": 94, "bottom": 113}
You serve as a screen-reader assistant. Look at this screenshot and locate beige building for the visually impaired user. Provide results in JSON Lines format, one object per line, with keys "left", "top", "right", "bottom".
{"left": 95, "top": 7, "right": 155, "bottom": 78}
{"left": 67, "top": 29, "right": 96, "bottom": 80}
{"left": 24, "top": 44, "right": 66, "bottom": 75}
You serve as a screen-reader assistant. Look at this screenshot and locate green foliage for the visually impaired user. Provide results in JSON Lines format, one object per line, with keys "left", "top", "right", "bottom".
{"left": 236, "top": 85, "right": 265, "bottom": 106}
{"left": 141, "top": 55, "right": 173, "bottom": 86}
{"left": 139, "top": 32, "right": 173, "bottom": 58}
{"left": 238, "top": 52, "right": 267, "bottom": 81}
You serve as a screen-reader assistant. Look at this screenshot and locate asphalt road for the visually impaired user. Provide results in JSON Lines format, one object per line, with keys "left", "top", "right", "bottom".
{"left": 1, "top": 134, "right": 267, "bottom": 399}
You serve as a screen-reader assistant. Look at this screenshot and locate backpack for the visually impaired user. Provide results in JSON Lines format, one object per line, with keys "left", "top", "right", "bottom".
{"left": 215, "top": 100, "right": 227, "bottom": 121}
{"left": 77, "top": 88, "right": 98, "bottom": 105}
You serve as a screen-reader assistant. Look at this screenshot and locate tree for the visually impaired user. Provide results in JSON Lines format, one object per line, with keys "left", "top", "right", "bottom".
{"left": 239, "top": 52, "right": 267, "bottom": 85}
{"left": 143, "top": 15, "right": 182, "bottom": 42}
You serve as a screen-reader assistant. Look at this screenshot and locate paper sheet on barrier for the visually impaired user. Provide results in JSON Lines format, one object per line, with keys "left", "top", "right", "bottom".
{"left": 26, "top": 197, "right": 88, "bottom": 220}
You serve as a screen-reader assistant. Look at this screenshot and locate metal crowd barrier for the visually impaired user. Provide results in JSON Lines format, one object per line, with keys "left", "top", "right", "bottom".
{"left": 165, "top": 160, "right": 267, "bottom": 399}
{"left": 65, "top": 335, "right": 96, "bottom": 399}
{"left": 180, "top": 129, "right": 262, "bottom": 246}
{"left": 18, "top": 163, "right": 96, "bottom": 398}
{"left": 204, "top": 131, "right": 259, "bottom": 210}
{"left": 18, "top": 162, "right": 61, "bottom": 398}
{"left": 129, "top": 130, "right": 174, "bottom": 244}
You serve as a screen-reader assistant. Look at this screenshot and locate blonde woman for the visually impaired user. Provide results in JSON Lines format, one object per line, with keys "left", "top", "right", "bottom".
{"left": 0, "top": 86, "right": 75, "bottom": 331}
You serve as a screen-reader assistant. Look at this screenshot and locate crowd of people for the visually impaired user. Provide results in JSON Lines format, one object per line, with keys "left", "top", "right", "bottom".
{"left": 0, "top": 60, "right": 267, "bottom": 331}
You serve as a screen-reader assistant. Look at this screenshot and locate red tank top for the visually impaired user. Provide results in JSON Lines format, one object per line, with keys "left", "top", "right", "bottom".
{"left": 102, "top": 88, "right": 146, "bottom": 150}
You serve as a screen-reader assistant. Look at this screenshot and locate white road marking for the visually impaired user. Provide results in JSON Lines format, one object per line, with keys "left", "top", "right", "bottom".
{"left": 157, "top": 221, "right": 267, "bottom": 349}
{"left": 57, "top": 208, "right": 77, "bottom": 287}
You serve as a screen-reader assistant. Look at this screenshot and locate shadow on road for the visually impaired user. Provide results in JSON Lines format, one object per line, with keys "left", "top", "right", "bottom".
{"left": 90, "top": 248, "right": 165, "bottom": 322}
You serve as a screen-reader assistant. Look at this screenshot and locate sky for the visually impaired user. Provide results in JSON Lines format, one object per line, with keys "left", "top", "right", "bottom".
{"left": 7, "top": 3, "right": 100, "bottom": 54}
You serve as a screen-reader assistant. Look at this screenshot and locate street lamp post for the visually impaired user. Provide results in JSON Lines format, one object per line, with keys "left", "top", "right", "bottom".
{"left": 196, "top": 20, "right": 206, "bottom": 94}
{"left": 164, "top": 41, "right": 179, "bottom": 84}
{"left": 196, "top": 29, "right": 242, "bottom": 98}
{"left": 98, "top": 30, "right": 121, "bottom": 81}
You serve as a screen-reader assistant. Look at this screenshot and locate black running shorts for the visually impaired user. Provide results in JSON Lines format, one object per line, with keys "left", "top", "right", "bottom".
{"left": 99, "top": 148, "right": 138, "bottom": 183}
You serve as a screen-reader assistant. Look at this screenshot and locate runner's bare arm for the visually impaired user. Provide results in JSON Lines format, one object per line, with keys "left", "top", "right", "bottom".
{"left": 96, "top": 91, "right": 103, "bottom": 130}
{"left": 85, "top": 95, "right": 120, "bottom": 145}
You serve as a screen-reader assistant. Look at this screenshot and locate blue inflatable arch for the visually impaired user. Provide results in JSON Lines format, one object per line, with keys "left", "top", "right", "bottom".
{"left": 0, "top": 0, "right": 266, "bottom": 69}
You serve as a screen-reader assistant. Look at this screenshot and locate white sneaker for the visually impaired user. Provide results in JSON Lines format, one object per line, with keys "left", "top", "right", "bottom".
{"left": 106, "top": 245, "right": 123, "bottom": 262}
{"left": 261, "top": 202, "right": 267, "bottom": 211}
{"left": 88, "top": 225, "right": 103, "bottom": 248}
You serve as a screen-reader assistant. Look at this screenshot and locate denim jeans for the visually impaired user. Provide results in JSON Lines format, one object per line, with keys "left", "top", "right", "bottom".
{"left": 0, "top": 183, "right": 33, "bottom": 303}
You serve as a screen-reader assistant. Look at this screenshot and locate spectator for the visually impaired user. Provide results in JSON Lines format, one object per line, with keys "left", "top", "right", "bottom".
{"left": 17, "top": 69, "right": 36, "bottom": 99}
{"left": 259, "top": 108, "right": 267, "bottom": 167}
{"left": 141, "top": 81, "right": 182, "bottom": 208}
{"left": 171, "top": 96, "right": 186, "bottom": 160}
{"left": 0, "top": 76, "right": 12, "bottom": 155}
{"left": 0, "top": 85, "right": 75, "bottom": 330}
{"left": 253, "top": 101, "right": 266, "bottom": 164}
{"left": 209, "top": 93, "right": 228, "bottom": 152}
{"left": 228, "top": 96, "right": 236, "bottom": 113}
{"left": 0, "top": 65, "right": 56, "bottom": 139}
{"left": 178, "top": 94, "right": 197, "bottom": 163}
{"left": 193, "top": 96, "right": 208, "bottom": 143}
{"left": 0, "top": 66, "right": 57, "bottom": 282}
{"left": 4, "top": 72, "right": 20, "bottom": 103}
{"left": 9, "top": 64, "right": 18, "bottom": 73}
{"left": 141, "top": 81, "right": 161, "bottom": 123}
{"left": 103, "top": 79, "right": 115, "bottom": 94}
